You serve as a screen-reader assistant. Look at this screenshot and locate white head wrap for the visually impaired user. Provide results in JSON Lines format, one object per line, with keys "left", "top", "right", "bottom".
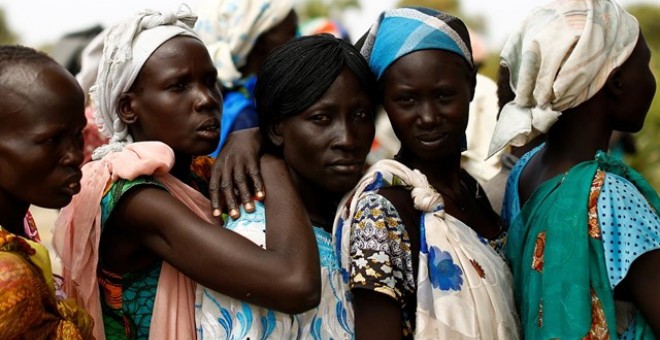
{"left": 488, "top": 0, "right": 639, "bottom": 157}
{"left": 90, "top": 6, "right": 200, "bottom": 160}
{"left": 194, "top": 0, "right": 295, "bottom": 88}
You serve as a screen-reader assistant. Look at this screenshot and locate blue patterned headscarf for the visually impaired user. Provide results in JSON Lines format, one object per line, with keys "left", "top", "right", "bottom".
{"left": 358, "top": 7, "right": 474, "bottom": 80}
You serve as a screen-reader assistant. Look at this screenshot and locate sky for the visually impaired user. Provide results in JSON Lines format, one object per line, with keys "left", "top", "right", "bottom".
{"left": 3, "top": 0, "right": 657, "bottom": 51}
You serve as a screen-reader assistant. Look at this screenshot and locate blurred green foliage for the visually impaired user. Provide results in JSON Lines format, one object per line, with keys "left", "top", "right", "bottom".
{"left": 0, "top": 7, "right": 17, "bottom": 45}
{"left": 625, "top": 4, "right": 659, "bottom": 190}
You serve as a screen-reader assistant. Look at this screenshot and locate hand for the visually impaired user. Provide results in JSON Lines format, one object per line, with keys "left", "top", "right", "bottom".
{"left": 209, "top": 128, "right": 265, "bottom": 219}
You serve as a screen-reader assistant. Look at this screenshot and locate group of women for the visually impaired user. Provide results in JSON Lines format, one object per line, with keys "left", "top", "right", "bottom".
{"left": 0, "top": 0, "right": 657, "bottom": 339}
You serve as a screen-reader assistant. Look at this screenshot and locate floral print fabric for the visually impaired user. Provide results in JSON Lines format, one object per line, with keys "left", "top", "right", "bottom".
{"left": 336, "top": 159, "right": 520, "bottom": 339}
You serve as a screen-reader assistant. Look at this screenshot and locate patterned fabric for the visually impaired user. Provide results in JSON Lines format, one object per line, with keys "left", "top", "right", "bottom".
{"left": 55, "top": 142, "right": 215, "bottom": 340}
{"left": 502, "top": 145, "right": 659, "bottom": 339}
{"left": 194, "top": 0, "right": 295, "bottom": 88}
{"left": 349, "top": 192, "right": 417, "bottom": 338}
{"left": 98, "top": 176, "right": 165, "bottom": 339}
{"left": 196, "top": 201, "right": 353, "bottom": 339}
{"left": 0, "top": 227, "right": 93, "bottom": 339}
{"left": 489, "top": 0, "right": 640, "bottom": 157}
{"left": 335, "top": 159, "right": 520, "bottom": 339}
{"left": 358, "top": 7, "right": 473, "bottom": 81}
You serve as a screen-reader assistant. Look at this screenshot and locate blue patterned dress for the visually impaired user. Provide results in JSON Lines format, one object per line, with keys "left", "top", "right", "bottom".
{"left": 195, "top": 201, "right": 353, "bottom": 339}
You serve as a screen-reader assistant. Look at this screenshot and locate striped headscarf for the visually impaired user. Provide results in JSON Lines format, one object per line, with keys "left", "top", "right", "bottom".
{"left": 90, "top": 6, "right": 200, "bottom": 160}
{"left": 488, "top": 0, "right": 639, "bottom": 157}
{"left": 357, "top": 7, "right": 474, "bottom": 80}
{"left": 194, "top": 0, "right": 295, "bottom": 88}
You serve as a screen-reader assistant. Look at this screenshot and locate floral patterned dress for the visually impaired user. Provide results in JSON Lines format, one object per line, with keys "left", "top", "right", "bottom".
{"left": 195, "top": 201, "right": 353, "bottom": 339}
{"left": 334, "top": 159, "right": 520, "bottom": 339}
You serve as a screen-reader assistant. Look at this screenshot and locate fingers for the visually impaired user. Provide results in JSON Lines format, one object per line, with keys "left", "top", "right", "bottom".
{"left": 221, "top": 160, "right": 241, "bottom": 220}
{"left": 234, "top": 174, "right": 255, "bottom": 213}
{"left": 245, "top": 153, "right": 265, "bottom": 201}
{"left": 209, "top": 157, "right": 224, "bottom": 217}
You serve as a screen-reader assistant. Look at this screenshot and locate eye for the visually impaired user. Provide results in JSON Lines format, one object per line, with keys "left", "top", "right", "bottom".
{"left": 43, "top": 134, "right": 62, "bottom": 145}
{"left": 169, "top": 81, "right": 188, "bottom": 92}
{"left": 352, "top": 110, "right": 372, "bottom": 120}
{"left": 309, "top": 113, "right": 331, "bottom": 125}
{"left": 204, "top": 74, "right": 219, "bottom": 89}
{"left": 436, "top": 89, "right": 457, "bottom": 101}
{"left": 395, "top": 94, "right": 415, "bottom": 105}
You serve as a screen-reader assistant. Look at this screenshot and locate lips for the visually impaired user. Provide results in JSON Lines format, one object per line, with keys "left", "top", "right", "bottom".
{"left": 61, "top": 172, "right": 82, "bottom": 196}
{"left": 197, "top": 118, "right": 220, "bottom": 140}
{"left": 416, "top": 133, "right": 448, "bottom": 147}
{"left": 328, "top": 159, "right": 364, "bottom": 175}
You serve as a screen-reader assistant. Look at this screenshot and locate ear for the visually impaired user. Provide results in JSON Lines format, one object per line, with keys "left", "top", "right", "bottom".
{"left": 267, "top": 121, "right": 284, "bottom": 147}
{"left": 605, "top": 67, "right": 624, "bottom": 97}
{"left": 117, "top": 92, "right": 138, "bottom": 124}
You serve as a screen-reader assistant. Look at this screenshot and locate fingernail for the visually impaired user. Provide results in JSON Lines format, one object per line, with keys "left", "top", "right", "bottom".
{"left": 229, "top": 209, "right": 239, "bottom": 218}
{"left": 256, "top": 191, "right": 265, "bottom": 199}
{"left": 213, "top": 209, "right": 221, "bottom": 217}
{"left": 245, "top": 202, "right": 254, "bottom": 211}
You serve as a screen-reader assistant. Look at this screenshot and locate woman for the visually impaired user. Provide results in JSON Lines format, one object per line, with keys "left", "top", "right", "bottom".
{"left": 54, "top": 7, "right": 320, "bottom": 340}
{"left": 490, "top": 0, "right": 659, "bottom": 338}
{"left": 195, "top": 0, "right": 298, "bottom": 159}
{"left": 334, "top": 8, "right": 518, "bottom": 339}
{"left": 213, "top": 7, "right": 520, "bottom": 339}
{"left": 0, "top": 45, "right": 92, "bottom": 339}
{"left": 197, "top": 34, "right": 378, "bottom": 339}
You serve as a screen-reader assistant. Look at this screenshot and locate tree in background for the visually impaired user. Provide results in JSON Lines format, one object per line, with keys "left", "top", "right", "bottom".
{"left": 0, "top": 7, "right": 17, "bottom": 45}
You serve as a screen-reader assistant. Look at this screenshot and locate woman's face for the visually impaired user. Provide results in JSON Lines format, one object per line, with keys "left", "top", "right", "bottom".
{"left": 126, "top": 36, "right": 222, "bottom": 156}
{"left": 382, "top": 49, "right": 473, "bottom": 162}
{"left": 274, "top": 68, "right": 375, "bottom": 194}
{"left": 0, "top": 62, "right": 85, "bottom": 209}
{"left": 611, "top": 31, "right": 656, "bottom": 133}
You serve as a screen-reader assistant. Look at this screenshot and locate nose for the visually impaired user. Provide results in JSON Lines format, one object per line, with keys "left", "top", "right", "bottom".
{"left": 331, "top": 119, "right": 358, "bottom": 151}
{"left": 60, "top": 135, "right": 84, "bottom": 168}
{"left": 194, "top": 83, "right": 222, "bottom": 113}
{"left": 417, "top": 100, "right": 441, "bottom": 128}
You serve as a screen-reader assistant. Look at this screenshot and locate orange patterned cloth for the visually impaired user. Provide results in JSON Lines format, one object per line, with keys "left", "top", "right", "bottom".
{"left": 0, "top": 228, "right": 94, "bottom": 339}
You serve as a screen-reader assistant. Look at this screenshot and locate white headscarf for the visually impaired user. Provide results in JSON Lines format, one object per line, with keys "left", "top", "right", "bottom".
{"left": 194, "top": 0, "right": 294, "bottom": 88}
{"left": 488, "top": 0, "right": 639, "bottom": 157}
{"left": 90, "top": 6, "right": 200, "bottom": 160}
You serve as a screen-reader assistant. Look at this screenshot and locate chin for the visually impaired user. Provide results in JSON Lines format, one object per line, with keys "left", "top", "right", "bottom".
{"left": 34, "top": 195, "right": 74, "bottom": 210}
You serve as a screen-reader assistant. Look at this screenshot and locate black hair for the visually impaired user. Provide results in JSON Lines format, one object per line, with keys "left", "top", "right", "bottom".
{"left": 496, "top": 65, "right": 515, "bottom": 113}
{"left": 0, "top": 45, "right": 57, "bottom": 74}
{"left": 255, "top": 34, "right": 379, "bottom": 154}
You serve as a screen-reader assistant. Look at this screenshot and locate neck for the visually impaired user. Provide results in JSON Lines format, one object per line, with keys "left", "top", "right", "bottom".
{"left": 544, "top": 100, "right": 612, "bottom": 173}
{"left": 396, "top": 149, "right": 463, "bottom": 194}
{"left": 289, "top": 168, "right": 342, "bottom": 232}
{"left": 0, "top": 195, "right": 30, "bottom": 236}
{"left": 171, "top": 153, "right": 193, "bottom": 182}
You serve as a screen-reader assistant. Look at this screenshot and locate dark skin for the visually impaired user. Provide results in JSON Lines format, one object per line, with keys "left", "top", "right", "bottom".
{"left": 515, "top": 32, "right": 659, "bottom": 334}
{"left": 211, "top": 50, "right": 501, "bottom": 339}
{"left": 269, "top": 68, "right": 375, "bottom": 231}
{"left": 100, "top": 36, "right": 320, "bottom": 314}
{"left": 353, "top": 50, "right": 502, "bottom": 340}
{"left": 210, "top": 10, "right": 298, "bottom": 219}
{"left": 0, "top": 60, "right": 85, "bottom": 236}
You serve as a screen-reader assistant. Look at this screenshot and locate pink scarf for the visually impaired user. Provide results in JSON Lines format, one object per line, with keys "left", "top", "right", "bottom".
{"left": 54, "top": 141, "right": 212, "bottom": 340}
